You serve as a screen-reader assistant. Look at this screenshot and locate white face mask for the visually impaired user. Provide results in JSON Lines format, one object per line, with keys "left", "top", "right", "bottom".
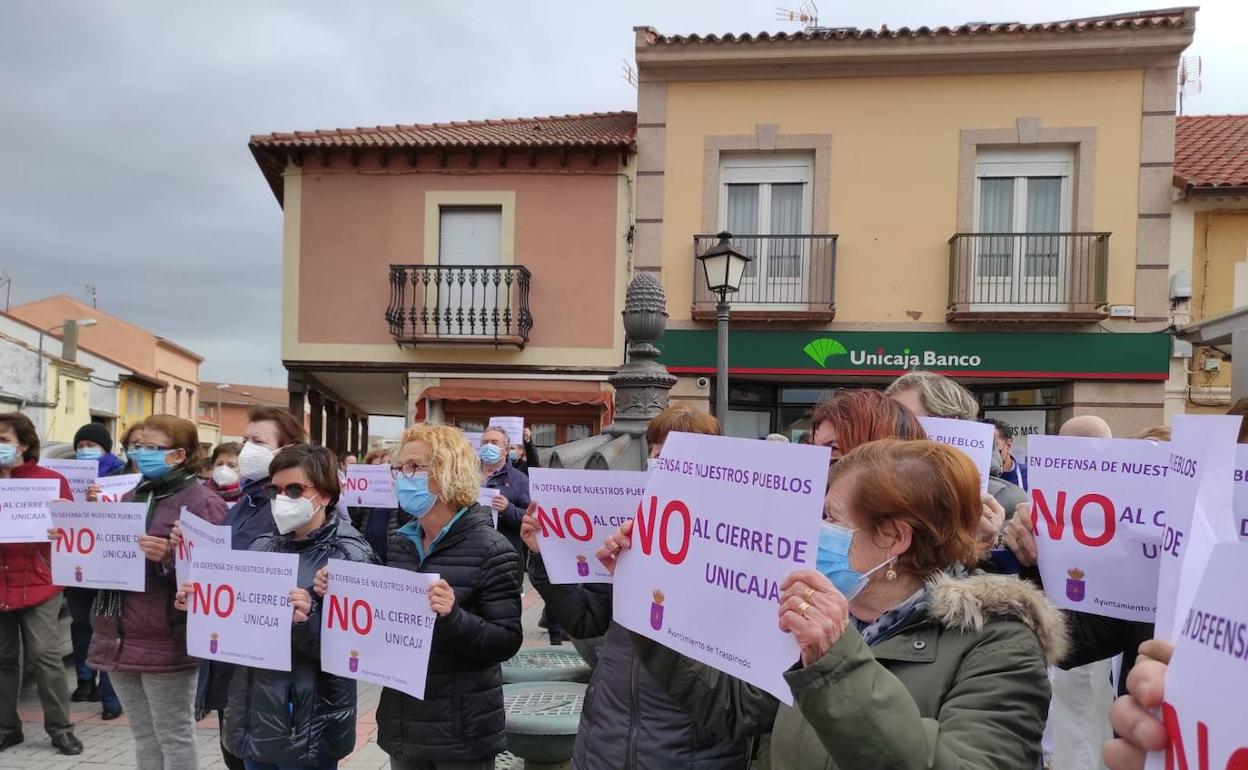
{"left": 238, "top": 442, "right": 277, "bottom": 481}
{"left": 272, "top": 494, "right": 318, "bottom": 535}
{"left": 212, "top": 465, "right": 240, "bottom": 487}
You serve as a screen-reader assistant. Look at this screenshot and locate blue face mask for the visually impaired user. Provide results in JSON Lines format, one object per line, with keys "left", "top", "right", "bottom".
{"left": 132, "top": 448, "right": 174, "bottom": 479}
{"left": 76, "top": 448, "right": 103, "bottom": 461}
{"left": 0, "top": 444, "right": 20, "bottom": 467}
{"left": 478, "top": 444, "right": 503, "bottom": 466}
{"left": 815, "top": 522, "right": 893, "bottom": 601}
{"left": 395, "top": 473, "right": 437, "bottom": 518}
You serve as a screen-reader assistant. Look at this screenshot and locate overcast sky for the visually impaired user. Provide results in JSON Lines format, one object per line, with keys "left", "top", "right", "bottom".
{"left": 3, "top": 0, "right": 1246, "bottom": 398}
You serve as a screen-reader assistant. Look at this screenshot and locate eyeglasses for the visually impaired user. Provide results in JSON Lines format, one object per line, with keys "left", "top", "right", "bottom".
{"left": 390, "top": 463, "right": 431, "bottom": 480}
{"left": 128, "top": 444, "right": 173, "bottom": 452}
{"left": 262, "top": 482, "right": 316, "bottom": 499}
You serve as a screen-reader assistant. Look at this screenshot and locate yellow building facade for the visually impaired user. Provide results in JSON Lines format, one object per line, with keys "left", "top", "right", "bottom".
{"left": 634, "top": 10, "right": 1193, "bottom": 441}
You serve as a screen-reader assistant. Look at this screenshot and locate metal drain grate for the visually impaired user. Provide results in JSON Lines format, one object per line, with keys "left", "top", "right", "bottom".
{"left": 495, "top": 751, "right": 522, "bottom": 769}
{"left": 509, "top": 650, "right": 586, "bottom": 668}
{"left": 504, "top": 689, "right": 585, "bottom": 717}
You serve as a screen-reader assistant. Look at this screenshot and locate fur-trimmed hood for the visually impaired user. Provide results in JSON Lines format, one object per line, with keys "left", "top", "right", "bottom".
{"left": 926, "top": 572, "right": 1068, "bottom": 665}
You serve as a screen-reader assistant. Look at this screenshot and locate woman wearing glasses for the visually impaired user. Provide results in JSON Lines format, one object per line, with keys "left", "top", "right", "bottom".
{"left": 177, "top": 444, "right": 377, "bottom": 770}
{"left": 83, "top": 415, "right": 229, "bottom": 770}
{"left": 370, "top": 424, "right": 523, "bottom": 770}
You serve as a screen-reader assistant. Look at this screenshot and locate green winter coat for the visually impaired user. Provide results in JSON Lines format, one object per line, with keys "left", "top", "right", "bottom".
{"left": 634, "top": 573, "right": 1067, "bottom": 770}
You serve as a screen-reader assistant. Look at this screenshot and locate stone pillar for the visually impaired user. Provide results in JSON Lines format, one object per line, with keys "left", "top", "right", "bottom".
{"left": 288, "top": 388, "right": 306, "bottom": 424}
{"left": 308, "top": 391, "right": 324, "bottom": 446}
{"left": 361, "top": 417, "right": 370, "bottom": 452}
{"left": 336, "top": 405, "right": 348, "bottom": 455}
{"left": 349, "top": 414, "right": 360, "bottom": 456}
{"left": 324, "top": 398, "right": 338, "bottom": 450}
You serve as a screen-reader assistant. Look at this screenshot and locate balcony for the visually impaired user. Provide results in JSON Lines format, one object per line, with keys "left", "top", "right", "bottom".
{"left": 947, "top": 232, "right": 1110, "bottom": 322}
{"left": 691, "top": 234, "right": 837, "bottom": 321}
{"left": 386, "top": 265, "right": 533, "bottom": 348}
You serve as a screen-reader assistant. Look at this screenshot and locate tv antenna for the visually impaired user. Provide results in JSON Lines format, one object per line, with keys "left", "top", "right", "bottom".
{"left": 777, "top": 1, "right": 819, "bottom": 28}
{"left": 80, "top": 282, "right": 97, "bottom": 308}
{"left": 1178, "top": 55, "right": 1202, "bottom": 115}
{"left": 0, "top": 271, "right": 11, "bottom": 312}
{"left": 621, "top": 59, "right": 637, "bottom": 89}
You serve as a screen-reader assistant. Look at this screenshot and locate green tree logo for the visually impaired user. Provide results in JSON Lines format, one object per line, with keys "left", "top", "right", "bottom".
{"left": 802, "top": 338, "right": 848, "bottom": 368}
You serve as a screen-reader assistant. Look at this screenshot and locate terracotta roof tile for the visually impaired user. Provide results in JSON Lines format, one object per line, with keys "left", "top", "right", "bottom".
{"left": 642, "top": 7, "right": 1193, "bottom": 45}
{"left": 251, "top": 111, "right": 636, "bottom": 152}
{"left": 1175, "top": 115, "right": 1248, "bottom": 192}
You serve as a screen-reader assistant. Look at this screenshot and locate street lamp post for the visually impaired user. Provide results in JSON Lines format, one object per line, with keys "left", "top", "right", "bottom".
{"left": 216, "top": 384, "right": 230, "bottom": 430}
{"left": 36, "top": 318, "right": 98, "bottom": 389}
{"left": 695, "top": 232, "right": 751, "bottom": 428}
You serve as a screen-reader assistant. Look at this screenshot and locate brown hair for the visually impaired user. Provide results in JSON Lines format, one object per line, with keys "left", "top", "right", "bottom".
{"left": 246, "top": 406, "right": 307, "bottom": 447}
{"left": 363, "top": 447, "right": 390, "bottom": 465}
{"left": 831, "top": 439, "right": 982, "bottom": 577}
{"left": 269, "top": 444, "right": 341, "bottom": 508}
{"left": 1135, "top": 426, "right": 1171, "bottom": 442}
{"left": 1227, "top": 398, "right": 1248, "bottom": 444}
{"left": 120, "top": 422, "right": 143, "bottom": 450}
{"left": 0, "top": 412, "right": 40, "bottom": 462}
{"left": 141, "top": 414, "right": 205, "bottom": 468}
{"left": 810, "top": 389, "right": 927, "bottom": 453}
{"left": 645, "top": 403, "right": 722, "bottom": 446}
{"left": 211, "top": 442, "right": 242, "bottom": 464}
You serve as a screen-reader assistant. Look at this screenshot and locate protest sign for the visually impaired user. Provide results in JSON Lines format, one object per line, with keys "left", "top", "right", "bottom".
{"left": 487, "top": 417, "right": 524, "bottom": 446}
{"left": 96, "top": 473, "right": 140, "bottom": 503}
{"left": 1028, "top": 435, "right": 1170, "bottom": 623}
{"left": 463, "top": 432, "right": 482, "bottom": 449}
{"left": 530, "top": 468, "right": 648, "bottom": 584}
{"left": 321, "top": 559, "right": 438, "bottom": 699}
{"left": 175, "top": 508, "right": 231, "bottom": 587}
{"left": 478, "top": 487, "right": 498, "bottom": 528}
{"left": 0, "top": 478, "right": 60, "bottom": 543}
{"left": 612, "top": 432, "right": 828, "bottom": 704}
{"left": 186, "top": 549, "right": 299, "bottom": 672}
{"left": 47, "top": 501, "right": 146, "bottom": 591}
{"left": 1153, "top": 415, "right": 1240, "bottom": 641}
{"left": 916, "top": 417, "right": 993, "bottom": 492}
{"left": 344, "top": 463, "right": 397, "bottom": 509}
{"left": 1234, "top": 444, "right": 1248, "bottom": 541}
{"left": 41, "top": 459, "right": 97, "bottom": 501}
{"left": 1144, "top": 541, "right": 1248, "bottom": 770}
{"left": 982, "top": 409, "right": 1046, "bottom": 464}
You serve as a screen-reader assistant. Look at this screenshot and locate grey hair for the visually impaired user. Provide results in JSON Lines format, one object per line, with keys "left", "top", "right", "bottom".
{"left": 884, "top": 371, "right": 979, "bottom": 421}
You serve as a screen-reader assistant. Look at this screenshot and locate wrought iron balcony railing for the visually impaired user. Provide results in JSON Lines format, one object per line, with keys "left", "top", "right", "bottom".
{"left": 947, "top": 232, "right": 1110, "bottom": 320}
{"left": 691, "top": 234, "right": 837, "bottom": 320}
{"left": 386, "top": 265, "right": 533, "bottom": 347}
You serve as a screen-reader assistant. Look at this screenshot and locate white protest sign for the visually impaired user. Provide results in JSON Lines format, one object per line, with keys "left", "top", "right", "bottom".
{"left": 613, "top": 432, "right": 828, "bottom": 704}
{"left": 1028, "top": 436, "right": 1170, "bottom": 623}
{"left": 41, "top": 459, "right": 97, "bottom": 501}
{"left": 530, "top": 468, "right": 648, "bottom": 584}
{"left": 478, "top": 487, "right": 498, "bottom": 528}
{"left": 488, "top": 417, "right": 524, "bottom": 446}
{"left": 982, "top": 409, "right": 1047, "bottom": 464}
{"left": 175, "top": 508, "right": 231, "bottom": 587}
{"left": 917, "top": 417, "right": 993, "bottom": 492}
{"left": 344, "top": 464, "right": 397, "bottom": 508}
{"left": 186, "top": 549, "right": 299, "bottom": 672}
{"left": 0, "top": 478, "right": 60, "bottom": 543}
{"left": 321, "top": 559, "right": 438, "bottom": 700}
{"left": 1154, "top": 415, "right": 1241, "bottom": 641}
{"left": 96, "top": 473, "right": 140, "bottom": 503}
{"left": 1145, "top": 541, "right": 1248, "bottom": 770}
{"left": 47, "top": 502, "right": 146, "bottom": 591}
{"left": 1234, "top": 444, "right": 1248, "bottom": 541}
{"left": 463, "top": 432, "right": 483, "bottom": 449}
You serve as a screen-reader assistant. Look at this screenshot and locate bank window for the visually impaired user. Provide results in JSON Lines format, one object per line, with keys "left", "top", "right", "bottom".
{"left": 972, "top": 147, "right": 1073, "bottom": 308}
{"left": 719, "top": 154, "right": 813, "bottom": 300}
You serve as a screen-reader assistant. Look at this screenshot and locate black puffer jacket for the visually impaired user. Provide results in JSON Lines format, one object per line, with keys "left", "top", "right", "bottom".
{"left": 529, "top": 553, "right": 752, "bottom": 769}
{"left": 222, "top": 516, "right": 378, "bottom": 767}
{"left": 376, "top": 506, "right": 522, "bottom": 764}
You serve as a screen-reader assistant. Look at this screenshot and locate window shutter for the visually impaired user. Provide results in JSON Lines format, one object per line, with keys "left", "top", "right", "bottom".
{"left": 439, "top": 208, "right": 502, "bottom": 265}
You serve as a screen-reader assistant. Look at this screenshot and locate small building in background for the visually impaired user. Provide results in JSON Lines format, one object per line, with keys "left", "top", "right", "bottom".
{"left": 200, "top": 381, "right": 310, "bottom": 445}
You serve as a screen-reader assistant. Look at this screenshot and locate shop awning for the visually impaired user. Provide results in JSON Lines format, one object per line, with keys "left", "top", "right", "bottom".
{"left": 418, "top": 386, "right": 614, "bottom": 424}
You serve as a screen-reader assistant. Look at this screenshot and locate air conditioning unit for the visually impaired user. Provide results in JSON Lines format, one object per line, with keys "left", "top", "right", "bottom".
{"left": 1170, "top": 271, "right": 1193, "bottom": 301}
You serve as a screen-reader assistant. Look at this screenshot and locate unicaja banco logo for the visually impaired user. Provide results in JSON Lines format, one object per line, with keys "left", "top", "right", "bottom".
{"left": 802, "top": 337, "right": 983, "bottom": 370}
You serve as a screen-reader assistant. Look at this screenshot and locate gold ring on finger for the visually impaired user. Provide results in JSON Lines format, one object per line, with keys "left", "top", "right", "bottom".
{"left": 797, "top": 601, "right": 811, "bottom": 618}
{"left": 802, "top": 587, "right": 816, "bottom": 602}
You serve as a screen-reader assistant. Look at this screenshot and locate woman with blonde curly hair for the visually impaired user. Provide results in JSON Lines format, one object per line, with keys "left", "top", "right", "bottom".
{"left": 369, "top": 424, "right": 522, "bottom": 770}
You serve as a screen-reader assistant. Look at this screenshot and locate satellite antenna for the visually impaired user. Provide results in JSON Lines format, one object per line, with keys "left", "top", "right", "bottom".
{"left": 1178, "top": 55, "right": 1202, "bottom": 115}
{"left": 777, "top": 1, "right": 819, "bottom": 28}
{"left": 621, "top": 59, "right": 637, "bottom": 89}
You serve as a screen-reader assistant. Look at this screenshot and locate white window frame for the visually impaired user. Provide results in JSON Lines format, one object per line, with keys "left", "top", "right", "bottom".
{"left": 972, "top": 147, "right": 1074, "bottom": 311}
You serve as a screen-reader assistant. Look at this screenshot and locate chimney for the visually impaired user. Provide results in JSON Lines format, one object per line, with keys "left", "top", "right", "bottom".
{"left": 61, "top": 320, "right": 81, "bottom": 362}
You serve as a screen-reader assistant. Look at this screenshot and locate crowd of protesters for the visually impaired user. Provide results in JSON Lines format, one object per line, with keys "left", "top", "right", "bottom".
{"left": 0, "top": 374, "right": 1221, "bottom": 769}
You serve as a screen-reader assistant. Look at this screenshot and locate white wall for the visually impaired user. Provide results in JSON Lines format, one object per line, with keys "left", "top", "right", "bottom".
{"left": 0, "top": 336, "right": 50, "bottom": 437}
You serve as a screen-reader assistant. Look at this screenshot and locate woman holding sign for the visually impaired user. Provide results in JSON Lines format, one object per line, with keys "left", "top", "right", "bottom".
{"left": 618, "top": 440, "right": 1062, "bottom": 769}
{"left": 177, "top": 444, "right": 378, "bottom": 770}
{"left": 86, "top": 415, "right": 227, "bottom": 770}
{"left": 375, "top": 424, "right": 522, "bottom": 770}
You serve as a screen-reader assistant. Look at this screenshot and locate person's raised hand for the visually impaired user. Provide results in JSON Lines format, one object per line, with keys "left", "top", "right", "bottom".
{"left": 596, "top": 519, "right": 634, "bottom": 576}
{"left": 778, "top": 569, "right": 850, "bottom": 666}
{"left": 490, "top": 494, "right": 508, "bottom": 513}
{"left": 85, "top": 484, "right": 102, "bottom": 502}
{"left": 1002, "top": 502, "right": 1038, "bottom": 567}
{"left": 1103, "top": 639, "right": 1174, "bottom": 770}
{"left": 174, "top": 581, "right": 194, "bottom": 612}
{"left": 290, "top": 588, "right": 313, "bottom": 623}
{"left": 312, "top": 566, "right": 330, "bottom": 598}
{"left": 520, "top": 502, "right": 541, "bottom": 553}
{"left": 428, "top": 579, "right": 455, "bottom": 616}
{"left": 138, "top": 534, "right": 171, "bottom": 563}
{"left": 978, "top": 493, "right": 1006, "bottom": 547}
{"left": 168, "top": 521, "right": 184, "bottom": 551}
